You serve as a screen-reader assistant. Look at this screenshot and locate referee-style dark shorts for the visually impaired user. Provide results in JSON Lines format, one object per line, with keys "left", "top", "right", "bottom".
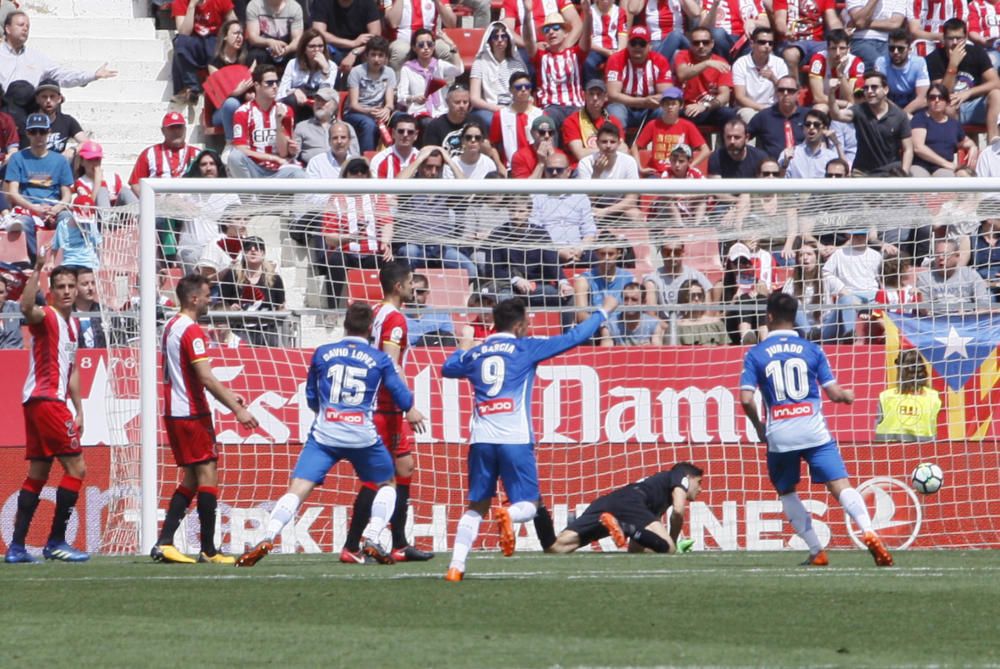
{"left": 565, "top": 488, "right": 658, "bottom": 546}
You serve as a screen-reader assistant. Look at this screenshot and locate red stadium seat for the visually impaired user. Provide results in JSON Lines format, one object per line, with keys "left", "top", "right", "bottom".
{"left": 424, "top": 268, "right": 470, "bottom": 308}
{"left": 681, "top": 229, "right": 724, "bottom": 286}
{"left": 618, "top": 228, "right": 654, "bottom": 279}
{"left": 0, "top": 231, "right": 28, "bottom": 265}
{"left": 36, "top": 228, "right": 55, "bottom": 252}
{"left": 346, "top": 268, "right": 383, "bottom": 305}
{"left": 443, "top": 28, "right": 486, "bottom": 70}
{"left": 527, "top": 309, "right": 563, "bottom": 337}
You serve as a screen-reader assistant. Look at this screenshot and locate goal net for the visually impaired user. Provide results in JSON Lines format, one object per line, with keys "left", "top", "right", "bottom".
{"left": 85, "top": 177, "right": 1000, "bottom": 556}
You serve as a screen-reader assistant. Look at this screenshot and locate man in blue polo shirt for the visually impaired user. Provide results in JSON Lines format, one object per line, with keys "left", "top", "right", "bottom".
{"left": 874, "top": 29, "right": 930, "bottom": 115}
{"left": 747, "top": 75, "right": 811, "bottom": 161}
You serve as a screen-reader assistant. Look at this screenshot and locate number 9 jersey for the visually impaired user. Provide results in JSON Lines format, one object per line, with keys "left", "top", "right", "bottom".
{"left": 739, "top": 329, "right": 836, "bottom": 453}
{"left": 306, "top": 336, "right": 415, "bottom": 449}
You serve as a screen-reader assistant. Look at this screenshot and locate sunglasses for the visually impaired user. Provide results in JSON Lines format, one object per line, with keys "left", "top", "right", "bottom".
{"left": 777, "top": 86, "right": 798, "bottom": 94}
{"left": 760, "top": 170, "right": 780, "bottom": 176}
{"left": 489, "top": 31, "right": 509, "bottom": 41}
{"left": 544, "top": 166, "right": 566, "bottom": 174}
{"left": 536, "top": 128, "right": 555, "bottom": 136}
{"left": 755, "top": 39, "right": 774, "bottom": 46}
{"left": 888, "top": 44, "right": 908, "bottom": 52}
{"left": 928, "top": 93, "right": 946, "bottom": 100}
{"left": 803, "top": 120, "right": 823, "bottom": 128}
{"left": 26, "top": 128, "right": 48, "bottom": 135}
{"left": 629, "top": 39, "right": 648, "bottom": 47}
{"left": 541, "top": 24, "right": 563, "bottom": 34}
{"left": 513, "top": 82, "right": 533, "bottom": 91}
{"left": 463, "top": 134, "right": 483, "bottom": 141}
{"left": 692, "top": 39, "right": 712, "bottom": 46}
{"left": 261, "top": 79, "right": 280, "bottom": 87}
{"left": 863, "top": 84, "right": 882, "bottom": 91}
{"left": 416, "top": 41, "right": 434, "bottom": 48}
{"left": 395, "top": 127, "right": 417, "bottom": 136}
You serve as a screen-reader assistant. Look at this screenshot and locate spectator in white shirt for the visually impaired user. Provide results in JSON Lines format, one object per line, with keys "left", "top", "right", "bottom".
{"left": 845, "top": 0, "right": 907, "bottom": 70}
{"left": 732, "top": 27, "right": 789, "bottom": 123}
{"left": 784, "top": 110, "right": 847, "bottom": 178}
{"left": 575, "top": 122, "right": 640, "bottom": 223}
{"left": 820, "top": 229, "right": 882, "bottom": 343}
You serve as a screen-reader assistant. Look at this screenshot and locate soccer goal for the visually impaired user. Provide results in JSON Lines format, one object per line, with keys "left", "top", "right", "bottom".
{"left": 86, "top": 176, "right": 1000, "bottom": 557}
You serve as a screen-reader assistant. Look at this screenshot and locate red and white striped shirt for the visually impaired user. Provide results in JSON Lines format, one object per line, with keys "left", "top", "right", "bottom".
{"left": 371, "top": 302, "right": 409, "bottom": 411}
{"left": 385, "top": 0, "right": 451, "bottom": 42}
{"left": 370, "top": 146, "right": 419, "bottom": 179}
{"left": 875, "top": 286, "right": 920, "bottom": 314}
{"left": 701, "top": 0, "right": 761, "bottom": 36}
{"left": 232, "top": 99, "right": 295, "bottom": 169}
{"left": 912, "top": 0, "right": 967, "bottom": 36}
{"left": 591, "top": 3, "right": 627, "bottom": 51}
{"left": 128, "top": 143, "right": 200, "bottom": 186}
{"left": 605, "top": 50, "right": 674, "bottom": 97}
{"left": 773, "top": 0, "right": 835, "bottom": 41}
{"left": 162, "top": 313, "right": 212, "bottom": 418}
{"left": 534, "top": 46, "right": 586, "bottom": 108}
{"left": 968, "top": 0, "right": 1000, "bottom": 42}
{"left": 323, "top": 194, "right": 391, "bottom": 255}
{"left": 74, "top": 173, "right": 125, "bottom": 206}
{"left": 808, "top": 50, "right": 865, "bottom": 99}
{"left": 489, "top": 106, "right": 542, "bottom": 167}
{"left": 501, "top": 0, "right": 573, "bottom": 38}
{"left": 23, "top": 307, "right": 78, "bottom": 404}
{"left": 638, "top": 0, "right": 685, "bottom": 41}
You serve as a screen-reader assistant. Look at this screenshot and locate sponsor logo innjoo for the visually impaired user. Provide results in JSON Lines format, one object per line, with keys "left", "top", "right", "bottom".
{"left": 845, "top": 477, "right": 923, "bottom": 550}
{"left": 477, "top": 398, "right": 515, "bottom": 415}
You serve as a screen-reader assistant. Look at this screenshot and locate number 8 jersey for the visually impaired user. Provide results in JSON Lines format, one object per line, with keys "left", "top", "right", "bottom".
{"left": 306, "top": 336, "right": 415, "bottom": 449}
{"left": 739, "top": 329, "right": 836, "bottom": 452}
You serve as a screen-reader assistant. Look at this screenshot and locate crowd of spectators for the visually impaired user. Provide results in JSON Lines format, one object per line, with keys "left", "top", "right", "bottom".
{"left": 3, "top": 0, "right": 1000, "bottom": 349}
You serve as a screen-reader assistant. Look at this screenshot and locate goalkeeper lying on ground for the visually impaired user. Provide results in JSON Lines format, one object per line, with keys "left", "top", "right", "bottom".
{"left": 546, "top": 462, "right": 704, "bottom": 554}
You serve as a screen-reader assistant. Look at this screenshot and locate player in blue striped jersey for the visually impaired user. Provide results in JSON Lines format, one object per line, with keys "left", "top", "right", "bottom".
{"left": 236, "top": 303, "right": 426, "bottom": 567}
{"left": 739, "top": 293, "right": 893, "bottom": 567}
{"left": 441, "top": 295, "right": 619, "bottom": 581}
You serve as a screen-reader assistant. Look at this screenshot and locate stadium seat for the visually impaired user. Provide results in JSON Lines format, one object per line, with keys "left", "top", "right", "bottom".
{"left": 346, "top": 268, "right": 383, "bottom": 305}
{"left": 36, "top": 228, "right": 55, "bottom": 251}
{"left": 425, "top": 269, "right": 470, "bottom": 308}
{"left": 0, "top": 231, "right": 28, "bottom": 265}
{"left": 443, "top": 28, "right": 486, "bottom": 70}
{"left": 618, "top": 227, "right": 654, "bottom": 279}
{"left": 681, "top": 229, "right": 724, "bottom": 286}
{"left": 527, "top": 309, "right": 562, "bottom": 337}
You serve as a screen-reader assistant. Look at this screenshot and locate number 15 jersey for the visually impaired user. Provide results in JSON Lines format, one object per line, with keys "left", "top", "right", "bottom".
{"left": 739, "top": 329, "right": 836, "bottom": 453}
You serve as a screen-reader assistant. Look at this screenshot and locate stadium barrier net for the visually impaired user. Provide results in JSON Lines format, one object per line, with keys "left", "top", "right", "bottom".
{"left": 81, "top": 177, "right": 1000, "bottom": 555}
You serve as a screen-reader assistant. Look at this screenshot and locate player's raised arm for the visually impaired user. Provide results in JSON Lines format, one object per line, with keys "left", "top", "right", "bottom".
{"left": 193, "top": 361, "right": 259, "bottom": 429}
{"left": 528, "top": 294, "right": 620, "bottom": 362}
{"left": 20, "top": 248, "right": 49, "bottom": 325}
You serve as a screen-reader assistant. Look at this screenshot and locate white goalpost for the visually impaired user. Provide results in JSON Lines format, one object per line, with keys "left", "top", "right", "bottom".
{"left": 95, "top": 176, "right": 1000, "bottom": 557}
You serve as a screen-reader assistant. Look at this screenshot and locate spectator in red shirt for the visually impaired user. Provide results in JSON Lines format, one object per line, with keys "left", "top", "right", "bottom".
{"left": 807, "top": 29, "right": 865, "bottom": 112}
{"left": 172, "top": 0, "right": 237, "bottom": 105}
{"left": 511, "top": 114, "right": 558, "bottom": 178}
{"left": 631, "top": 86, "right": 710, "bottom": 176}
{"left": 523, "top": 0, "right": 593, "bottom": 143}
{"left": 228, "top": 65, "right": 307, "bottom": 179}
{"left": 562, "top": 79, "right": 623, "bottom": 162}
{"left": 605, "top": 25, "right": 673, "bottom": 130}
{"left": 0, "top": 105, "right": 19, "bottom": 170}
{"left": 129, "top": 112, "right": 202, "bottom": 197}
{"left": 489, "top": 71, "right": 543, "bottom": 168}
{"left": 674, "top": 26, "right": 738, "bottom": 127}
{"left": 656, "top": 143, "right": 708, "bottom": 226}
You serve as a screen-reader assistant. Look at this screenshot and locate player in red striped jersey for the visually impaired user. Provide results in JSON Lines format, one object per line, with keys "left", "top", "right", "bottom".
{"left": 523, "top": 0, "right": 593, "bottom": 140}
{"left": 128, "top": 112, "right": 201, "bottom": 198}
{"left": 151, "top": 273, "right": 259, "bottom": 564}
{"left": 605, "top": 25, "right": 674, "bottom": 130}
{"left": 341, "top": 260, "right": 435, "bottom": 563}
{"left": 6, "top": 258, "right": 89, "bottom": 563}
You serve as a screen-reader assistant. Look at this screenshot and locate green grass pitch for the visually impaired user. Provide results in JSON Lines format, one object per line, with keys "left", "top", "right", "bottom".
{"left": 1, "top": 551, "right": 997, "bottom": 668}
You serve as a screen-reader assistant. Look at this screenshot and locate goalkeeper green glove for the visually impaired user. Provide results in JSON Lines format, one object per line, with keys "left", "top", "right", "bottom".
{"left": 677, "top": 538, "right": 695, "bottom": 553}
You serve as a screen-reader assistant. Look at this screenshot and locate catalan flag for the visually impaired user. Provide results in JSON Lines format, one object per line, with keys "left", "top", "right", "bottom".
{"left": 882, "top": 313, "right": 1000, "bottom": 440}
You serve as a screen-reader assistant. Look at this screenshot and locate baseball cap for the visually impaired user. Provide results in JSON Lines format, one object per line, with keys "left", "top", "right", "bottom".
{"left": 314, "top": 87, "right": 338, "bottom": 102}
{"left": 660, "top": 86, "right": 684, "bottom": 101}
{"left": 585, "top": 79, "right": 607, "bottom": 92}
{"left": 628, "top": 25, "right": 651, "bottom": 42}
{"left": 162, "top": 111, "right": 186, "bottom": 128}
{"left": 35, "top": 78, "right": 61, "bottom": 95}
{"left": 532, "top": 115, "right": 556, "bottom": 132}
{"left": 78, "top": 140, "right": 104, "bottom": 160}
{"left": 671, "top": 143, "right": 693, "bottom": 158}
{"left": 25, "top": 113, "right": 50, "bottom": 131}
{"left": 727, "top": 242, "right": 753, "bottom": 262}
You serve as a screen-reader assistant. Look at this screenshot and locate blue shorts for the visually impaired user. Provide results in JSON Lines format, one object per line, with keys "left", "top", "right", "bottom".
{"left": 778, "top": 39, "right": 824, "bottom": 61}
{"left": 291, "top": 436, "right": 395, "bottom": 485}
{"left": 467, "top": 442, "right": 540, "bottom": 504}
{"left": 959, "top": 96, "right": 987, "bottom": 126}
{"left": 766, "top": 440, "right": 849, "bottom": 493}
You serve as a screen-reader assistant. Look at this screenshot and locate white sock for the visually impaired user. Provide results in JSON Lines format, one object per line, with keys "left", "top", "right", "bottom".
{"left": 362, "top": 486, "right": 397, "bottom": 541}
{"left": 780, "top": 493, "right": 822, "bottom": 554}
{"left": 449, "top": 510, "right": 482, "bottom": 571}
{"left": 839, "top": 487, "right": 874, "bottom": 533}
{"left": 507, "top": 501, "right": 537, "bottom": 523}
{"left": 266, "top": 493, "right": 300, "bottom": 541}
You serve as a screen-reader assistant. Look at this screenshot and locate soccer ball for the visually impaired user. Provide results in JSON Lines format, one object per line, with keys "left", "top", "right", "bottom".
{"left": 911, "top": 463, "right": 944, "bottom": 495}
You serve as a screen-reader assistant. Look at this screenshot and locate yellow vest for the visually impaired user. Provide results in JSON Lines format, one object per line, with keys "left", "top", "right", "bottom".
{"left": 874, "top": 387, "right": 942, "bottom": 441}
